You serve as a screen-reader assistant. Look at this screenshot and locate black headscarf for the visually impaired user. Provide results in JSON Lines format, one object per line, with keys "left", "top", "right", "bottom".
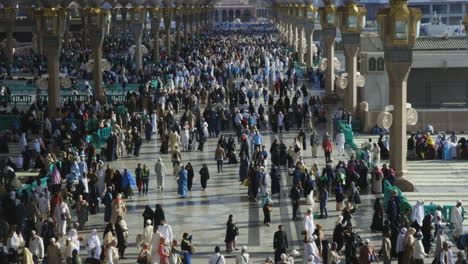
{"left": 153, "top": 204, "right": 165, "bottom": 226}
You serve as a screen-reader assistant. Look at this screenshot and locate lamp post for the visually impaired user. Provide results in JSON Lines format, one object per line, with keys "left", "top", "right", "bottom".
{"left": 182, "top": 6, "right": 189, "bottom": 45}
{"left": 337, "top": 0, "right": 366, "bottom": 114}
{"left": 302, "top": 3, "right": 317, "bottom": 69}
{"left": 189, "top": 6, "right": 195, "bottom": 43}
{"left": 174, "top": 5, "right": 182, "bottom": 59}
{"left": 150, "top": 7, "right": 161, "bottom": 63}
{"left": 319, "top": 0, "right": 340, "bottom": 137}
{"left": 163, "top": 5, "right": 173, "bottom": 58}
{"left": 319, "top": 0, "right": 338, "bottom": 97}
{"left": 86, "top": 7, "right": 110, "bottom": 103}
{"left": 0, "top": 7, "right": 16, "bottom": 62}
{"left": 377, "top": 0, "right": 422, "bottom": 191}
{"left": 36, "top": 8, "right": 67, "bottom": 118}
{"left": 290, "top": 5, "right": 298, "bottom": 53}
{"left": 129, "top": 7, "right": 146, "bottom": 71}
{"left": 294, "top": 4, "right": 305, "bottom": 65}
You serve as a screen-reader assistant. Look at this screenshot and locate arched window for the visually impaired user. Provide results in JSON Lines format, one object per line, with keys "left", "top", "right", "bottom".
{"left": 377, "top": 57, "right": 385, "bottom": 71}
{"left": 368, "top": 57, "right": 376, "bottom": 71}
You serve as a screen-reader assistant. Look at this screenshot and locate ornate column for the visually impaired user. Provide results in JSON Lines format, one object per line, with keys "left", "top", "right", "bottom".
{"left": 338, "top": 0, "right": 366, "bottom": 113}
{"left": 130, "top": 7, "right": 146, "bottom": 71}
{"left": 377, "top": 0, "right": 422, "bottom": 191}
{"left": 163, "top": 6, "right": 172, "bottom": 58}
{"left": 305, "top": 27, "right": 314, "bottom": 68}
{"left": 87, "top": 8, "right": 110, "bottom": 104}
{"left": 303, "top": 4, "right": 317, "bottom": 69}
{"left": 297, "top": 25, "right": 304, "bottom": 64}
{"left": 189, "top": 7, "right": 195, "bottom": 43}
{"left": 175, "top": 7, "right": 181, "bottom": 59}
{"left": 343, "top": 34, "right": 359, "bottom": 112}
{"left": 37, "top": 8, "right": 66, "bottom": 118}
{"left": 323, "top": 27, "right": 336, "bottom": 96}
{"left": 110, "top": 8, "right": 118, "bottom": 35}
{"left": 44, "top": 37, "right": 61, "bottom": 118}
{"left": 183, "top": 8, "right": 188, "bottom": 45}
{"left": 150, "top": 7, "right": 161, "bottom": 63}
{"left": 80, "top": 13, "right": 88, "bottom": 48}
{"left": 195, "top": 8, "right": 201, "bottom": 39}
{"left": 1, "top": 8, "right": 16, "bottom": 62}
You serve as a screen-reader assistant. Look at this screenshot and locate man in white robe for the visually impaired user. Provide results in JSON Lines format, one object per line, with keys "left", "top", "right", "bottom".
{"left": 142, "top": 220, "right": 153, "bottom": 247}
{"left": 335, "top": 130, "right": 346, "bottom": 156}
{"left": 451, "top": 200, "right": 463, "bottom": 240}
{"left": 411, "top": 200, "right": 425, "bottom": 228}
{"left": 150, "top": 226, "right": 163, "bottom": 264}
{"left": 36, "top": 193, "right": 50, "bottom": 218}
{"left": 303, "top": 209, "right": 315, "bottom": 241}
{"left": 158, "top": 221, "right": 173, "bottom": 246}
{"left": 29, "top": 231, "right": 44, "bottom": 262}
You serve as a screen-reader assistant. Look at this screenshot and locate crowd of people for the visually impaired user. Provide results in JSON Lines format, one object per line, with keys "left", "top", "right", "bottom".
{"left": 0, "top": 19, "right": 466, "bottom": 264}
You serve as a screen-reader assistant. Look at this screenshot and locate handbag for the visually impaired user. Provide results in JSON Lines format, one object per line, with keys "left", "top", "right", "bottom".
{"left": 242, "top": 178, "right": 249, "bottom": 187}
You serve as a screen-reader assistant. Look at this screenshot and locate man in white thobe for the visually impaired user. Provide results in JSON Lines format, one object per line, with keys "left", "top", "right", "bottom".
{"left": 303, "top": 209, "right": 315, "bottom": 241}
{"left": 29, "top": 231, "right": 44, "bottom": 262}
{"left": 209, "top": 246, "right": 225, "bottom": 264}
{"left": 158, "top": 221, "right": 173, "bottom": 246}
{"left": 335, "top": 130, "right": 345, "bottom": 156}
{"left": 142, "top": 220, "right": 153, "bottom": 247}
{"left": 150, "top": 226, "right": 163, "bottom": 264}
{"left": 451, "top": 200, "right": 463, "bottom": 240}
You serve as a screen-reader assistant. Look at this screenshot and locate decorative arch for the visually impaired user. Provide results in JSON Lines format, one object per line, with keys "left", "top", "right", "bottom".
{"left": 377, "top": 57, "right": 385, "bottom": 71}
{"left": 368, "top": 57, "right": 376, "bottom": 72}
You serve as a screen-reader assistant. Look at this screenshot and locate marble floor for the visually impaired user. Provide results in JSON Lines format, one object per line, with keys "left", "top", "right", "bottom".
{"left": 68, "top": 122, "right": 468, "bottom": 263}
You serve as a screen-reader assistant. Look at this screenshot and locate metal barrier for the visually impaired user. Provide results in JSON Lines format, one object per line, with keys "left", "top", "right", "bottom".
{"left": 6, "top": 84, "right": 36, "bottom": 94}
{"left": 62, "top": 95, "right": 89, "bottom": 102}
{"left": 0, "top": 96, "right": 11, "bottom": 103}
{"left": 107, "top": 95, "right": 127, "bottom": 103}
{"left": 0, "top": 115, "right": 20, "bottom": 131}
{"left": 11, "top": 95, "right": 32, "bottom": 104}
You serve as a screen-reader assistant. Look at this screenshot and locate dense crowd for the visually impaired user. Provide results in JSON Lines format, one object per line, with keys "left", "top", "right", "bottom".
{"left": 0, "top": 21, "right": 466, "bottom": 264}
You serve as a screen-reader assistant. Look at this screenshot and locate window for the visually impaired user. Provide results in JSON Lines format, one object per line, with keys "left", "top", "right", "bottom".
{"left": 432, "top": 4, "right": 447, "bottom": 14}
{"left": 368, "top": 58, "right": 376, "bottom": 71}
{"left": 449, "top": 17, "right": 462, "bottom": 25}
{"left": 449, "top": 4, "right": 462, "bottom": 14}
{"left": 394, "top": 20, "right": 408, "bottom": 40}
{"left": 421, "top": 17, "right": 430, "bottom": 23}
{"left": 377, "top": 58, "right": 385, "bottom": 71}
{"left": 410, "top": 4, "right": 430, "bottom": 14}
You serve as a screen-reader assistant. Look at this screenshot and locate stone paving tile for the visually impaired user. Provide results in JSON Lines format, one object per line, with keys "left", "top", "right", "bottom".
{"left": 71, "top": 130, "right": 468, "bottom": 263}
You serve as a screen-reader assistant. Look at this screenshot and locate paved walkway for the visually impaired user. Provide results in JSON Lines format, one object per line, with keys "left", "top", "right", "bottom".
{"left": 68, "top": 126, "right": 468, "bottom": 263}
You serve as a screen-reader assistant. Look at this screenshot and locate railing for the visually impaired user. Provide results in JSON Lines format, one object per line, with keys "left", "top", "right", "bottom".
{"left": 0, "top": 115, "right": 20, "bottom": 131}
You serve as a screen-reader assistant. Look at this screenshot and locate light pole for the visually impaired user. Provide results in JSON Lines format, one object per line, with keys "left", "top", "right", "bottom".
{"left": 150, "top": 7, "right": 162, "bottom": 63}
{"left": 174, "top": 5, "right": 182, "bottom": 59}
{"left": 302, "top": 3, "right": 317, "bottom": 69}
{"left": 377, "top": 0, "right": 422, "bottom": 191}
{"left": 86, "top": 7, "right": 110, "bottom": 104}
{"left": 36, "top": 8, "right": 67, "bottom": 118}
{"left": 319, "top": 0, "right": 340, "bottom": 137}
{"left": 294, "top": 4, "right": 305, "bottom": 65}
{"left": 163, "top": 4, "right": 173, "bottom": 59}
{"left": 130, "top": 7, "right": 146, "bottom": 71}
{"left": 0, "top": 7, "right": 16, "bottom": 62}
{"left": 337, "top": 0, "right": 366, "bottom": 114}
{"left": 319, "top": 0, "right": 338, "bottom": 97}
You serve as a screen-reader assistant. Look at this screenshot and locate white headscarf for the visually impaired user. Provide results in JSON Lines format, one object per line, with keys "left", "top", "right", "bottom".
{"left": 67, "top": 229, "right": 80, "bottom": 253}
{"left": 87, "top": 229, "right": 101, "bottom": 259}
{"left": 411, "top": 200, "right": 425, "bottom": 226}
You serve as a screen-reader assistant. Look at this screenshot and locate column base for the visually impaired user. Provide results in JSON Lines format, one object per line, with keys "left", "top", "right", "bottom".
{"left": 395, "top": 176, "right": 415, "bottom": 192}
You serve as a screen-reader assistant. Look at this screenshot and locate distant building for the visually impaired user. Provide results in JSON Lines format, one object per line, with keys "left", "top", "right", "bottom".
{"left": 361, "top": 0, "right": 468, "bottom": 25}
